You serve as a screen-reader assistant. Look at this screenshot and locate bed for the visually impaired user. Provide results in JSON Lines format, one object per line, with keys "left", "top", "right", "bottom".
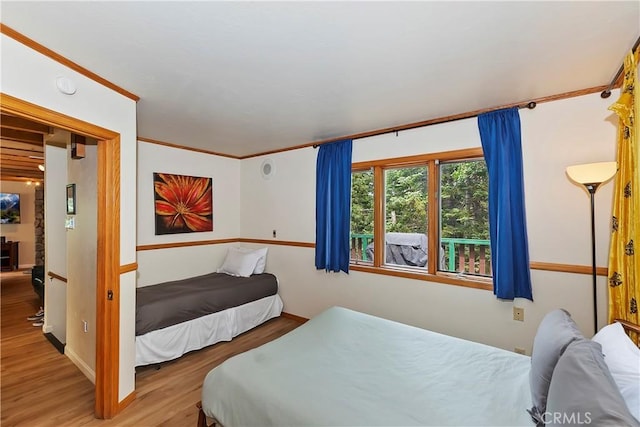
{"left": 198, "top": 307, "right": 640, "bottom": 427}
{"left": 200, "top": 307, "right": 532, "bottom": 426}
{"left": 135, "top": 271, "right": 283, "bottom": 367}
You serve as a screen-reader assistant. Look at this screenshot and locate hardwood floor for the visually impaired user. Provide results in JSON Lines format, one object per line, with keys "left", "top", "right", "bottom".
{"left": 1, "top": 272, "right": 301, "bottom": 426}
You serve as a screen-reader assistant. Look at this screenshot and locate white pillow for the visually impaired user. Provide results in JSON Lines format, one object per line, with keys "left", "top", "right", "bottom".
{"left": 217, "top": 247, "right": 261, "bottom": 277}
{"left": 237, "top": 247, "right": 268, "bottom": 274}
{"left": 592, "top": 322, "right": 640, "bottom": 421}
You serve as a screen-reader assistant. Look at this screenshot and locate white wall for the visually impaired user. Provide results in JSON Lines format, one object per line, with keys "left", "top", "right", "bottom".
{"left": 240, "top": 92, "right": 618, "bottom": 354}
{"left": 44, "top": 145, "right": 68, "bottom": 343}
{"left": 136, "top": 91, "right": 616, "bottom": 362}
{"left": 0, "top": 180, "right": 36, "bottom": 267}
{"left": 241, "top": 149, "right": 317, "bottom": 242}
{"left": 136, "top": 141, "right": 241, "bottom": 286}
{"left": 1, "top": 34, "right": 137, "bottom": 400}
{"left": 65, "top": 145, "right": 98, "bottom": 381}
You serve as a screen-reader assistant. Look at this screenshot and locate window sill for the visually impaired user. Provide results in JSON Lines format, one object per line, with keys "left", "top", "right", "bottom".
{"left": 349, "top": 264, "right": 493, "bottom": 291}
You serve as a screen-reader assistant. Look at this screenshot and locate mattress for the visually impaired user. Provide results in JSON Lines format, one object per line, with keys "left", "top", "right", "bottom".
{"left": 136, "top": 272, "right": 278, "bottom": 336}
{"left": 136, "top": 294, "right": 283, "bottom": 367}
{"left": 202, "top": 306, "right": 533, "bottom": 426}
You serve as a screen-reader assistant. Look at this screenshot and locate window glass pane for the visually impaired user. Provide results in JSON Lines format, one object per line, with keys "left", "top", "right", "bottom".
{"left": 384, "top": 166, "right": 428, "bottom": 268}
{"left": 439, "top": 159, "right": 491, "bottom": 276}
{"left": 350, "top": 169, "right": 374, "bottom": 263}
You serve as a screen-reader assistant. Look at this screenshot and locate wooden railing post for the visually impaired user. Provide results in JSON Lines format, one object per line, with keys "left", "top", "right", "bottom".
{"left": 469, "top": 244, "right": 476, "bottom": 274}
{"left": 457, "top": 244, "right": 465, "bottom": 273}
{"left": 448, "top": 240, "right": 455, "bottom": 271}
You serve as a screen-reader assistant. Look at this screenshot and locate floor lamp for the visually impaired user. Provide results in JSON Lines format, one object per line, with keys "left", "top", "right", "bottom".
{"left": 566, "top": 161, "right": 617, "bottom": 334}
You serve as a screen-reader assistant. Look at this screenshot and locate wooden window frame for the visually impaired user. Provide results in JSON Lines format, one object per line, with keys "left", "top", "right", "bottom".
{"left": 350, "top": 147, "right": 492, "bottom": 291}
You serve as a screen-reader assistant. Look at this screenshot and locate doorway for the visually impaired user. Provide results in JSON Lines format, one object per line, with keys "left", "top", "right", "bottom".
{"left": 1, "top": 93, "right": 122, "bottom": 418}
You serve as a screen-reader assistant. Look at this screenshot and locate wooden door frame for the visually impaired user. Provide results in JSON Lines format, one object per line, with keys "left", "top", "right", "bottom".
{"left": 1, "top": 93, "right": 122, "bottom": 418}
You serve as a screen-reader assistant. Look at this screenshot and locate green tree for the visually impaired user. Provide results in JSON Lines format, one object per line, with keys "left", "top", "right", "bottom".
{"left": 439, "top": 160, "right": 489, "bottom": 239}
{"left": 384, "top": 166, "right": 427, "bottom": 233}
{"left": 350, "top": 160, "right": 489, "bottom": 240}
{"left": 350, "top": 170, "right": 374, "bottom": 234}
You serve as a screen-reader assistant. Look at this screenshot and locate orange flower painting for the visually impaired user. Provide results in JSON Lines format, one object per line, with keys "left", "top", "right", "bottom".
{"left": 154, "top": 173, "right": 213, "bottom": 235}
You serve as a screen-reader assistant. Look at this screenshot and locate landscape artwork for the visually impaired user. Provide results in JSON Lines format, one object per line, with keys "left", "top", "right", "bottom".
{"left": 0, "top": 193, "right": 21, "bottom": 224}
{"left": 153, "top": 172, "right": 213, "bottom": 235}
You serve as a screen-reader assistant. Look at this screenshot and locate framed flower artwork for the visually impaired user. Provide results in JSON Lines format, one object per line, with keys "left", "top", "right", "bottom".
{"left": 153, "top": 172, "right": 213, "bottom": 235}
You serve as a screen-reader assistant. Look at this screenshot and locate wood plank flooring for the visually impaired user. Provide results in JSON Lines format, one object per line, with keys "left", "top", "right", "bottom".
{"left": 1, "top": 272, "right": 301, "bottom": 426}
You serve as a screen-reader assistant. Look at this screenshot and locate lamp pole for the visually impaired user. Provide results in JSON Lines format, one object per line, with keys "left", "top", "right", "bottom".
{"left": 586, "top": 183, "right": 599, "bottom": 334}
{"left": 566, "top": 161, "right": 617, "bottom": 335}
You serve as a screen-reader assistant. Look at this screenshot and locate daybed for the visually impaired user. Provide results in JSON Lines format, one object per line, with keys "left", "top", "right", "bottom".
{"left": 198, "top": 307, "right": 640, "bottom": 427}
{"left": 136, "top": 247, "right": 282, "bottom": 367}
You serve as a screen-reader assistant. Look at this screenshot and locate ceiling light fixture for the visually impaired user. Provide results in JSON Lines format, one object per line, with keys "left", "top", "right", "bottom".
{"left": 38, "top": 164, "right": 45, "bottom": 172}
{"left": 56, "top": 76, "right": 77, "bottom": 95}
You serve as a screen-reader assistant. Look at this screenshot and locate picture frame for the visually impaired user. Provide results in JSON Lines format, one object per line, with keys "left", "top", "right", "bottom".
{"left": 66, "top": 184, "right": 76, "bottom": 215}
{"left": 153, "top": 172, "right": 213, "bottom": 235}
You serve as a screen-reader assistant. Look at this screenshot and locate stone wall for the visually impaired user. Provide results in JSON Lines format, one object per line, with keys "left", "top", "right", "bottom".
{"left": 35, "top": 185, "right": 44, "bottom": 266}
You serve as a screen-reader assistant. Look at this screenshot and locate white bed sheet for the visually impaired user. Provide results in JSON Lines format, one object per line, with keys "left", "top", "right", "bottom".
{"left": 202, "top": 306, "right": 533, "bottom": 426}
{"left": 135, "top": 294, "right": 283, "bottom": 367}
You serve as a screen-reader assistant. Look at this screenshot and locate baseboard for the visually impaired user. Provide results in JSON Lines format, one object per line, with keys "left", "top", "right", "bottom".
{"left": 65, "top": 345, "right": 96, "bottom": 384}
{"left": 43, "top": 332, "right": 65, "bottom": 354}
{"left": 118, "top": 390, "right": 136, "bottom": 412}
{"left": 281, "top": 311, "right": 309, "bottom": 323}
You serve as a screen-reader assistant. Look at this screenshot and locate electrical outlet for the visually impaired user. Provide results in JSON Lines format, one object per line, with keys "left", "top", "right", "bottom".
{"left": 513, "top": 307, "right": 524, "bottom": 322}
{"left": 515, "top": 347, "right": 526, "bottom": 355}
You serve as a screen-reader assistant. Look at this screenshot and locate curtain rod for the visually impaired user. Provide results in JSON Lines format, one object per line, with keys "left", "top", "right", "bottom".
{"left": 312, "top": 101, "right": 537, "bottom": 149}
{"left": 601, "top": 36, "right": 640, "bottom": 99}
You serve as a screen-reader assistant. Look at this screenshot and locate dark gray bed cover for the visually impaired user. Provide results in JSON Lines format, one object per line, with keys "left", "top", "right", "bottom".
{"left": 136, "top": 272, "right": 278, "bottom": 336}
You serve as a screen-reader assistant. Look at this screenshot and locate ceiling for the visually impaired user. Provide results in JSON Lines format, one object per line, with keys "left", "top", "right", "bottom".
{"left": 0, "top": 114, "right": 46, "bottom": 182}
{"left": 1, "top": 2, "right": 639, "bottom": 157}
{"left": 0, "top": 114, "right": 82, "bottom": 182}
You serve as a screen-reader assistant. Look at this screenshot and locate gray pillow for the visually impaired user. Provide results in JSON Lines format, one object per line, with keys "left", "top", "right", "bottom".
{"left": 529, "top": 309, "right": 583, "bottom": 424}
{"left": 546, "top": 339, "right": 640, "bottom": 427}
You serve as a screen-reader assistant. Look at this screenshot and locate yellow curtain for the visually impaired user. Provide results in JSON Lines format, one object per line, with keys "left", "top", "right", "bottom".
{"left": 608, "top": 49, "right": 640, "bottom": 343}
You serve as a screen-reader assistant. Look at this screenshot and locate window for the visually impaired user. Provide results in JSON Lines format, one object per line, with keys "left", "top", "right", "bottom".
{"left": 349, "top": 148, "right": 492, "bottom": 289}
{"left": 439, "top": 159, "right": 490, "bottom": 277}
{"left": 384, "top": 166, "right": 428, "bottom": 268}
{"left": 350, "top": 169, "right": 373, "bottom": 263}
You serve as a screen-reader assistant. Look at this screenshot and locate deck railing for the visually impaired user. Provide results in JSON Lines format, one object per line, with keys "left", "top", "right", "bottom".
{"left": 350, "top": 233, "right": 375, "bottom": 262}
{"left": 441, "top": 237, "right": 491, "bottom": 276}
{"left": 350, "top": 234, "right": 491, "bottom": 276}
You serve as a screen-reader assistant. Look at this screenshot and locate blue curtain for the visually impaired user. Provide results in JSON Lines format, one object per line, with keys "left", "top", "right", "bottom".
{"left": 315, "top": 139, "right": 353, "bottom": 273}
{"left": 478, "top": 108, "right": 533, "bottom": 300}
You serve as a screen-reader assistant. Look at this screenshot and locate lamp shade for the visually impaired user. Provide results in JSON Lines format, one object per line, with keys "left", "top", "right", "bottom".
{"left": 566, "top": 161, "right": 617, "bottom": 186}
